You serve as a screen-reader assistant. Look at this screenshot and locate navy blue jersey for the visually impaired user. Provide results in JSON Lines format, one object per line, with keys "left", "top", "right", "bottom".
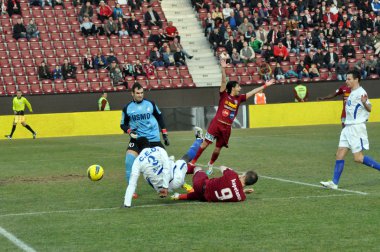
{"left": 120, "top": 99, "right": 166, "bottom": 142}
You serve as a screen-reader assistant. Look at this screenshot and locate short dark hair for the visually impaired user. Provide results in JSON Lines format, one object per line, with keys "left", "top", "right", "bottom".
{"left": 226, "top": 81, "right": 239, "bottom": 94}
{"left": 131, "top": 82, "right": 143, "bottom": 92}
{"left": 347, "top": 69, "right": 361, "bottom": 81}
{"left": 244, "top": 171, "right": 258, "bottom": 186}
{"left": 136, "top": 137, "right": 150, "bottom": 150}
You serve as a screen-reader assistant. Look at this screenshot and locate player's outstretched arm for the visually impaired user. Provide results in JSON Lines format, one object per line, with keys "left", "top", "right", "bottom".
{"left": 245, "top": 79, "right": 275, "bottom": 100}
{"left": 317, "top": 91, "right": 338, "bottom": 101}
{"left": 220, "top": 59, "right": 227, "bottom": 93}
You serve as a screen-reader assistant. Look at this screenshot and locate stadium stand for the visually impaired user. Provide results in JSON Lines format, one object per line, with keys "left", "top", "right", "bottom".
{"left": 192, "top": 0, "right": 380, "bottom": 84}
{"left": 0, "top": 0, "right": 196, "bottom": 96}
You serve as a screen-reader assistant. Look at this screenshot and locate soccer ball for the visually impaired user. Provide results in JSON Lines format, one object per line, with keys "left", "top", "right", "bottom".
{"left": 87, "top": 165, "right": 104, "bottom": 181}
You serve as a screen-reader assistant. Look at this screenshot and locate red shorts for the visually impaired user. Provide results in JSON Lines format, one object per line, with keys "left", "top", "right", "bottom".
{"left": 192, "top": 170, "right": 208, "bottom": 200}
{"left": 205, "top": 120, "right": 231, "bottom": 148}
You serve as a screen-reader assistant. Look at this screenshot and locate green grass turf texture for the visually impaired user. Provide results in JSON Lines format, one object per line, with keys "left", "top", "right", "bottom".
{"left": 0, "top": 124, "right": 379, "bottom": 251}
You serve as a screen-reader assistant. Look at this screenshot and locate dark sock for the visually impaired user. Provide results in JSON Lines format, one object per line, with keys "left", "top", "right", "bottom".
{"left": 210, "top": 151, "right": 220, "bottom": 165}
{"left": 10, "top": 125, "right": 16, "bottom": 137}
{"left": 24, "top": 124, "right": 35, "bottom": 134}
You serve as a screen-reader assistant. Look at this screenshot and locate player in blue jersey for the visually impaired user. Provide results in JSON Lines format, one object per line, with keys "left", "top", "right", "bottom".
{"left": 120, "top": 82, "right": 170, "bottom": 194}
{"left": 320, "top": 70, "right": 380, "bottom": 189}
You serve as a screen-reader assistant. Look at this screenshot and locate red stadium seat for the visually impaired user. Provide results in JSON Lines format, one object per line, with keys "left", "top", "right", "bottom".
{"left": 18, "top": 84, "right": 29, "bottom": 94}
{"left": 147, "top": 76, "right": 160, "bottom": 89}
{"left": 54, "top": 83, "right": 67, "bottom": 93}
{"left": 16, "top": 76, "right": 28, "bottom": 85}
{"left": 28, "top": 76, "right": 39, "bottom": 84}
{"left": 30, "top": 84, "right": 42, "bottom": 94}
{"left": 155, "top": 67, "right": 167, "bottom": 78}
{"left": 66, "top": 82, "right": 78, "bottom": 93}
{"left": 182, "top": 75, "right": 195, "bottom": 87}
{"left": 26, "top": 66, "right": 37, "bottom": 76}
{"left": 9, "top": 51, "right": 21, "bottom": 59}
{"left": 90, "top": 82, "right": 102, "bottom": 92}
{"left": 79, "top": 83, "right": 90, "bottom": 92}
{"left": 1, "top": 68, "right": 13, "bottom": 77}
{"left": 240, "top": 75, "right": 252, "bottom": 85}
{"left": 0, "top": 85, "right": 6, "bottom": 96}
{"left": 42, "top": 84, "right": 54, "bottom": 94}
{"left": 171, "top": 76, "right": 183, "bottom": 88}
{"left": 6, "top": 85, "right": 17, "bottom": 95}
{"left": 167, "top": 66, "right": 178, "bottom": 77}
{"left": 235, "top": 63, "right": 246, "bottom": 75}
{"left": 160, "top": 77, "right": 172, "bottom": 88}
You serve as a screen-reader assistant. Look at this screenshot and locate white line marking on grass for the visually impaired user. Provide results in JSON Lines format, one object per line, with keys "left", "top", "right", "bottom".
{"left": 261, "top": 193, "right": 357, "bottom": 201}
{"left": 197, "top": 164, "right": 369, "bottom": 195}
{"left": 260, "top": 175, "right": 368, "bottom": 195}
{"left": 0, "top": 202, "right": 203, "bottom": 218}
{"left": 0, "top": 194, "right": 362, "bottom": 219}
{"left": 0, "top": 226, "right": 37, "bottom": 252}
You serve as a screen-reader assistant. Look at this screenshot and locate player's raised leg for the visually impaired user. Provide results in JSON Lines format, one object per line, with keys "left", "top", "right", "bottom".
{"left": 353, "top": 151, "right": 380, "bottom": 171}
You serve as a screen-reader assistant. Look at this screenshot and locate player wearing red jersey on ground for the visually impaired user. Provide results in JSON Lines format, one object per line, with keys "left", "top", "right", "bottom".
{"left": 171, "top": 166, "right": 257, "bottom": 202}
{"left": 189, "top": 59, "right": 275, "bottom": 175}
{"left": 318, "top": 85, "right": 351, "bottom": 127}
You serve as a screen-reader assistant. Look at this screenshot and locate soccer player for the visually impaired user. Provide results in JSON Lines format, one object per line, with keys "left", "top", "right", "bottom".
{"left": 123, "top": 131, "right": 204, "bottom": 208}
{"left": 5, "top": 90, "right": 36, "bottom": 140}
{"left": 320, "top": 70, "right": 380, "bottom": 189}
{"left": 170, "top": 166, "right": 256, "bottom": 202}
{"left": 190, "top": 59, "right": 276, "bottom": 175}
{"left": 120, "top": 82, "right": 170, "bottom": 188}
{"left": 317, "top": 84, "right": 351, "bottom": 127}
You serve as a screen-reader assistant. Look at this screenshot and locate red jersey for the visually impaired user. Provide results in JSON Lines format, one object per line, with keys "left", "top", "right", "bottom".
{"left": 204, "top": 169, "right": 246, "bottom": 202}
{"left": 165, "top": 26, "right": 178, "bottom": 37}
{"left": 335, "top": 85, "right": 351, "bottom": 119}
{"left": 213, "top": 91, "right": 246, "bottom": 125}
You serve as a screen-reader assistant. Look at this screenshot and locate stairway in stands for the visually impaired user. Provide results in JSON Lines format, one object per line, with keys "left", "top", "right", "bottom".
{"left": 161, "top": 0, "right": 221, "bottom": 87}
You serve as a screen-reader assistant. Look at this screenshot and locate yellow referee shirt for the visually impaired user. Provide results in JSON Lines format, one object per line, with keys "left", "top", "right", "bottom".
{"left": 13, "top": 97, "right": 33, "bottom": 112}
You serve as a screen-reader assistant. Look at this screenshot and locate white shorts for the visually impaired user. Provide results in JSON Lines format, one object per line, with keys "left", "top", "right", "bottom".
{"left": 339, "top": 123, "right": 369, "bottom": 153}
{"left": 168, "top": 160, "right": 188, "bottom": 192}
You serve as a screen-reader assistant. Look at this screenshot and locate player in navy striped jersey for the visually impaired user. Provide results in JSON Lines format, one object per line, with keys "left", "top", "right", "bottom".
{"left": 321, "top": 70, "right": 380, "bottom": 189}
{"left": 120, "top": 82, "right": 169, "bottom": 192}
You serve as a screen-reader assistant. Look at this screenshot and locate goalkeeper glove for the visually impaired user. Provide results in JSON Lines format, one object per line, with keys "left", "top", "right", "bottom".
{"left": 127, "top": 129, "right": 137, "bottom": 139}
{"left": 171, "top": 193, "right": 180, "bottom": 200}
{"left": 162, "top": 129, "right": 170, "bottom": 146}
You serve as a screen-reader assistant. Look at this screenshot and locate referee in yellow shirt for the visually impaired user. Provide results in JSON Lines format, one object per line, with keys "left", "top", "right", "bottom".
{"left": 5, "top": 90, "right": 37, "bottom": 139}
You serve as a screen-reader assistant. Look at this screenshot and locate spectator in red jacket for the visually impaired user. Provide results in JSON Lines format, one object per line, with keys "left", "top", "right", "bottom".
{"left": 271, "top": 2, "right": 289, "bottom": 22}
{"left": 323, "top": 8, "right": 338, "bottom": 25}
{"left": 273, "top": 41, "right": 289, "bottom": 63}
{"left": 143, "top": 59, "right": 155, "bottom": 78}
{"left": 165, "top": 21, "right": 180, "bottom": 42}
{"left": 97, "top": 0, "right": 112, "bottom": 23}
{"left": 338, "top": 14, "right": 351, "bottom": 31}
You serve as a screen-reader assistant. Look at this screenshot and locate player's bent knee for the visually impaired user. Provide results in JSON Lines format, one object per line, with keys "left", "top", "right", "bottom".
{"left": 353, "top": 152, "right": 364, "bottom": 163}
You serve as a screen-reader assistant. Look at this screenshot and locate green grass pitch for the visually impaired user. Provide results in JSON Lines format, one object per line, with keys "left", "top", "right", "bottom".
{"left": 1, "top": 124, "right": 379, "bottom": 251}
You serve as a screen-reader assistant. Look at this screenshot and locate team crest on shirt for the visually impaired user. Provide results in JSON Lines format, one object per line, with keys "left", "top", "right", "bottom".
{"left": 147, "top": 107, "right": 151, "bottom": 112}
{"left": 222, "top": 109, "right": 230, "bottom": 117}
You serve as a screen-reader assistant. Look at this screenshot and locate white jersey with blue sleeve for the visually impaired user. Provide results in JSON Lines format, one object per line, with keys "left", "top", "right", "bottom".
{"left": 123, "top": 147, "right": 171, "bottom": 207}
{"left": 120, "top": 99, "right": 164, "bottom": 142}
{"left": 344, "top": 87, "right": 370, "bottom": 125}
